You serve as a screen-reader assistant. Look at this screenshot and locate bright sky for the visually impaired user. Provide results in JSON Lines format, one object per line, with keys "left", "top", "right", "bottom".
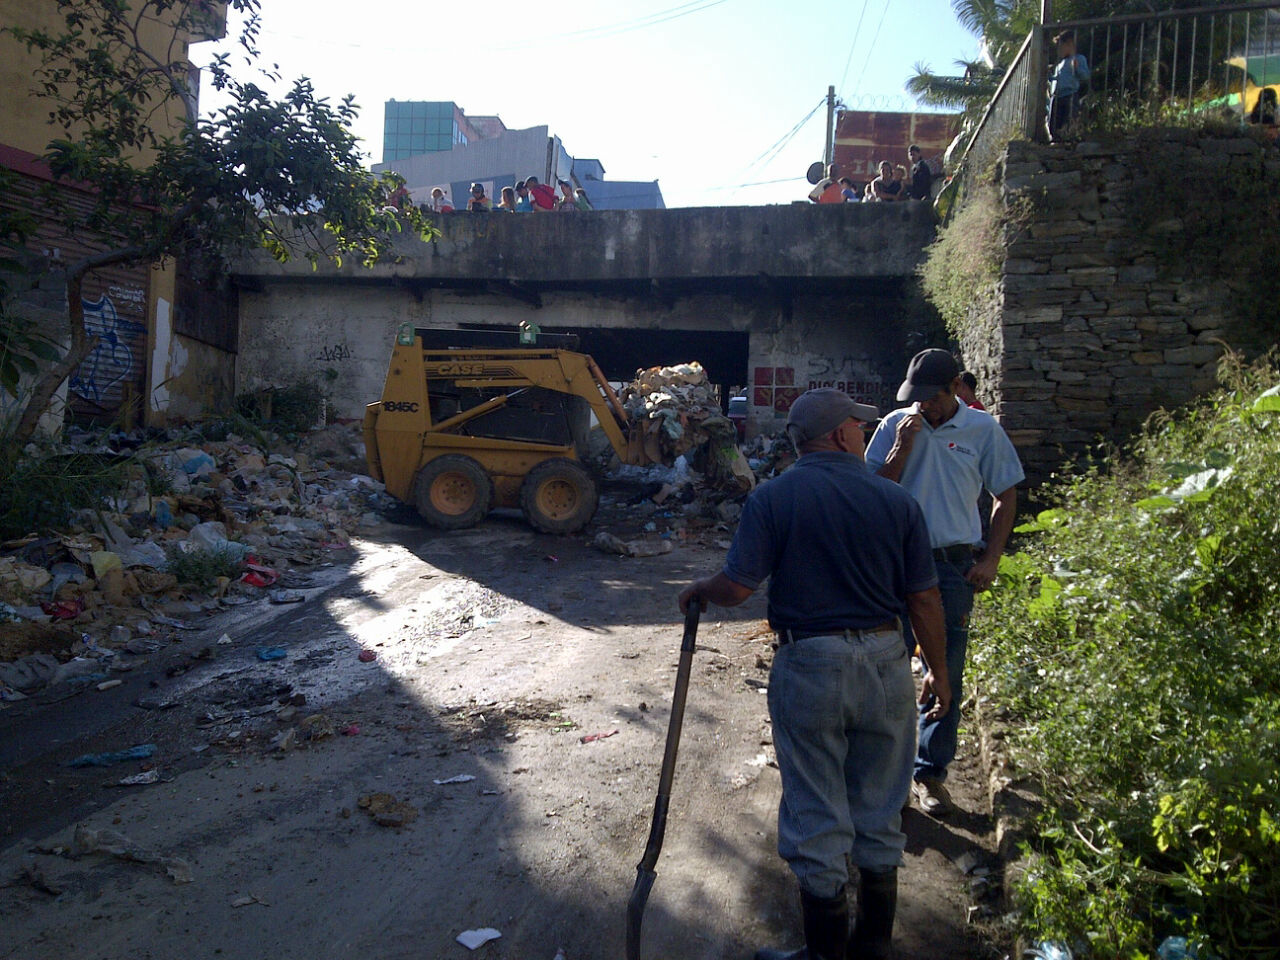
{"left": 200, "top": 0, "right": 981, "bottom": 208}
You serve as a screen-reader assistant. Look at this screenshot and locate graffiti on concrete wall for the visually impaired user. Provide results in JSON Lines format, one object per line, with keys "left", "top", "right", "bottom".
{"left": 315, "top": 342, "right": 353, "bottom": 363}
{"left": 70, "top": 292, "right": 147, "bottom": 405}
{"left": 805, "top": 356, "right": 888, "bottom": 406}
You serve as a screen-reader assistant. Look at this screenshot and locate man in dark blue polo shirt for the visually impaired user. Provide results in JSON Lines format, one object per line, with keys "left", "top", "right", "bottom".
{"left": 679, "top": 388, "right": 950, "bottom": 960}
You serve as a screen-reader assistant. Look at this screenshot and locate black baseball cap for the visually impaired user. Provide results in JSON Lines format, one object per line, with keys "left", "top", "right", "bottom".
{"left": 896, "top": 349, "right": 960, "bottom": 402}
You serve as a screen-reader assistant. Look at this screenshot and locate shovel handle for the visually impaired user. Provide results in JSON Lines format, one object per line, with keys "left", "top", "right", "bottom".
{"left": 627, "top": 605, "right": 700, "bottom": 960}
{"left": 636, "top": 604, "right": 700, "bottom": 873}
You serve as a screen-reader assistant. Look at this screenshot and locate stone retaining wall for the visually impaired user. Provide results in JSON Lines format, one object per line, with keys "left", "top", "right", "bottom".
{"left": 961, "top": 135, "right": 1275, "bottom": 485}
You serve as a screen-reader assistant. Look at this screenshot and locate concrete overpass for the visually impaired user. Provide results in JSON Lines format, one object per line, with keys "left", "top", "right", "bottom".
{"left": 233, "top": 203, "right": 941, "bottom": 435}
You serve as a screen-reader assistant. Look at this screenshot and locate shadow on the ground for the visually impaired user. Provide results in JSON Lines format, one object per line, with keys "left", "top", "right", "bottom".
{"left": 0, "top": 510, "right": 795, "bottom": 960}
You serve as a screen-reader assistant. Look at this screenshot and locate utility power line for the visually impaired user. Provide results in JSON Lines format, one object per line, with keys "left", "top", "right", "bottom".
{"left": 852, "top": 0, "right": 892, "bottom": 98}
{"left": 837, "top": 0, "right": 872, "bottom": 98}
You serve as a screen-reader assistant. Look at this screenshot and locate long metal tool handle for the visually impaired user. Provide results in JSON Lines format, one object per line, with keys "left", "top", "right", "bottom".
{"left": 625, "top": 604, "right": 700, "bottom": 960}
{"left": 637, "top": 604, "right": 700, "bottom": 872}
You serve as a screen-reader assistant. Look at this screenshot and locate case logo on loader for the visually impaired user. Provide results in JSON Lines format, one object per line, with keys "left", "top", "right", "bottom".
{"left": 430, "top": 362, "right": 484, "bottom": 377}
{"left": 383, "top": 401, "right": 420, "bottom": 413}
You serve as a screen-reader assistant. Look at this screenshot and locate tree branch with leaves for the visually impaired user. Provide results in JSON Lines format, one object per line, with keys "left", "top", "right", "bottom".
{"left": 2, "top": 0, "right": 433, "bottom": 445}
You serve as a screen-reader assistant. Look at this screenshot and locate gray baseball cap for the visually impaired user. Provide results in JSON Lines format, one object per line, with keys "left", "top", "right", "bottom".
{"left": 786, "top": 388, "right": 880, "bottom": 445}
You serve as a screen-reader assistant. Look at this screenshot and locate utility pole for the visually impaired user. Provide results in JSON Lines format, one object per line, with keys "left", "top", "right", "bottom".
{"left": 1041, "top": 0, "right": 1052, "bottom": 24}
{"left": 823, "top": 85, "right": 836, "bottom": 167}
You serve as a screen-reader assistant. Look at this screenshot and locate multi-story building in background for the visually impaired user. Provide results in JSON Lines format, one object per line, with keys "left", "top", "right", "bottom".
{"left": 382, "top": 101, "right": 506, "bottom": 163}
{"left": 374, "top": 99, "right": 664, "bottom": 211}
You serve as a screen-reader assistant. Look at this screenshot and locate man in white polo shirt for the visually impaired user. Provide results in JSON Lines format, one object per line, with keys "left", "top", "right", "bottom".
{"left": 865, "top": 349, "right": 1024, "bottom": 816}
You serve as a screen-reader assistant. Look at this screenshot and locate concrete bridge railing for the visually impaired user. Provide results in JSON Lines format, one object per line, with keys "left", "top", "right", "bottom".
{"left": 235, "top": 202, "right": 937, "bottom": 285}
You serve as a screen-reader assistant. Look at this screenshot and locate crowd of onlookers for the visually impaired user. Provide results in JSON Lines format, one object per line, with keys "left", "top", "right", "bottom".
{"left": 427, "top": 175, "right": 593, "bottom": 214}
{"left": 807, "top": 143, "right": 935, "bottom": 205}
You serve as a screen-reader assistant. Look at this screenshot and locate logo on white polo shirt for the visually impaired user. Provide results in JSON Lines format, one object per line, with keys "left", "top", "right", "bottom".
{"left": 947, "top": 441, "right": 975, "bottom": 456}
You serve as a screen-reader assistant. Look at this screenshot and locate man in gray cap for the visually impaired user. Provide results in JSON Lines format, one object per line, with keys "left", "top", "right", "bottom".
{"left": 865, "top": 349, "right": 1024, "bottom": 817}
{"left": 680, "top": 387, "right": 950, "bottom": 960}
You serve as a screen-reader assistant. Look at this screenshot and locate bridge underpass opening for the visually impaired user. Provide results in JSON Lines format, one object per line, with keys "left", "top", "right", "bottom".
{"left": 455, "top": 323, "right": 751, "bottom": 402}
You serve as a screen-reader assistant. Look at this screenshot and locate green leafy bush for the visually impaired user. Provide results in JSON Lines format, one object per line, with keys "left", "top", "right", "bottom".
{"left": 0, "top": 445, "right": 132, "bottom": 540}
{"left": 918, "top": 185, "right": 1006, "bottom": 341}
{"left": 975, "top": 354, "right": 1280, "bottom": 958}
{"left": 164, "top": 544, "right": 244, "bottom": 591}
{"left": 235, "top": 379, "right": 328, "bottom": 438}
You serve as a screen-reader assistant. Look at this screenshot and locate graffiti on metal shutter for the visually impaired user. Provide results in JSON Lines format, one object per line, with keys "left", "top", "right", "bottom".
{"left": 70, "top": 289, "right": 147, "bottom": 407}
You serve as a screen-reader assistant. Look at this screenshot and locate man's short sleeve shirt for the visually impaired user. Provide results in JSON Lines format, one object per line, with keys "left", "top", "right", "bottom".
{"left": 909, "top": 161, "right": 933, "bottom": 200}
{"left": 865, "top": 403, "right": 1025, "bottom": 549}
{"left": 722, "top": 452, "right": 937, "bottom": 633}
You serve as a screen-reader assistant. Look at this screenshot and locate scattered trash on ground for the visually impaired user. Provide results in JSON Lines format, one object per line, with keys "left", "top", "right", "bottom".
{"left": 0, "top": 422, "right": 393, "bottom": 700}
{"left": 68, "top": 823, "right": 193, "bottom": 884}
{"left": 433, "top": 774, "right": 476, "bottom": 785}
{"left": 66, "top": 744, "right": 156, "bottom": 768}
{"left": 111, "top": 769, "right": 162, "bottom": 787}
{"left": 299, "top": 713, "right": 334, "bottom": 740}
{"left": 256, "top": 646, "right": 287, "bottom": 661}
{"left": 18, "top": 858, "right": 63, "bottom": 896}
{"left": 357, "top": 649, "right": 377, "bottom": 663}
{"left": 579, "top": 729, "right": 619, "bottom": 744}
{"left": 591, "top": 531, "right": 673, "bottom": 558}
{"left": 357, "top": 792, "right": 418, "bottom": 827}
{"left": 456, "top": 928, "right": 502, "bottom": 950}
{"left": 230, "top": 894, "right": 269, "bottom": 908}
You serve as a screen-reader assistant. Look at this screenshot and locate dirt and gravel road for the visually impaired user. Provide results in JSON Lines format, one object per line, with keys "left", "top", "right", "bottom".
{"left": 0, "top": 498, "right": 1000, "bottom": 960}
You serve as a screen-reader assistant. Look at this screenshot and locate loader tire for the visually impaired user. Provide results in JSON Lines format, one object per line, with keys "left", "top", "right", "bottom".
{"left": 414, "top": 455, "right": 492, "bottom": 530}
{"left": 520, "top": 458, "right": 598, "bottom": 535}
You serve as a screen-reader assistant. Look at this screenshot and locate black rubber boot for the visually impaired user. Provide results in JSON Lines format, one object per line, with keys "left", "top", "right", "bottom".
{"left": 847, "top": 867, "right": 897, "bottom": 960}
{"left": 754, "top": 886, "right": 849, "bottom": 960}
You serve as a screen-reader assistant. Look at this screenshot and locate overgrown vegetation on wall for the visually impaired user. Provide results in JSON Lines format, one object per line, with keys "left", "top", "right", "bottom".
{"left": 917, "top": 185, "right": 1008, "bottom": 343}
{"left": 1127, "top": 126, "right": 1280, "bottom": 343}
{"left": 974, "top": 353, "right": 1280, "bottom": 958}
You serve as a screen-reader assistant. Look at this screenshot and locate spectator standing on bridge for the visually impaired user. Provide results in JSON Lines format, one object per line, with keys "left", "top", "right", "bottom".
{"left": 906, "top": 144, "right": 933, "bottom": 201}
{"left": 428, "top": 186, "right": 453, "bottom": 213}
{"left": 838, "top": 177, "right": 861, "bottom": 202}
{"left": 1047, "top": 29, "right": 1090, "bottom": 141}
{"left": 467, "top": 182, "right": 491, "bottom": 212}
{"left": 574, "top": 187, "right": 593, "bottom": 211}
{"left": 867, "top": 161, "right": 902, "bottom": 202}
{"left": 556, "top": 179, "right": 578, "bottom": 211}
{"left": 865, "top": 350, "right": 1023, "bottom": 818}
{"left": 496, "top": 186, "right": 518, "bottom": 212}
{"left": 514, "top": 180, "right": 533, "bottom": 212}
{"left": 525, "top": 175, "right": 557, "bottom": 211}
{"left": 809, "top": 163, "right": 846, "bottom": 204}
{"left": 680, "top": 388, "right": 950, "bottom": 960}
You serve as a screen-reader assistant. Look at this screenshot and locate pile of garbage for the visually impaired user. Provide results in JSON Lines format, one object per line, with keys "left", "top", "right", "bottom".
{"left": 620, "top": 362, "right": 721, "bottom": 458}
{"left": 0, "top": 422, "right": 392, "bottom": 702}
{"left": 741, "top": 428, "right": 797, "bottom": 481}
{"left": 620, "top": 362, "right": 755, "bottom": 495}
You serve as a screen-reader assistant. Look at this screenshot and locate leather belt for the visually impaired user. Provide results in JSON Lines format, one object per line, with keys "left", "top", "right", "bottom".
{"left": 776, "top": 619, "right": 900, "bottom": 646}
{"left": 932, "top": 544, "right": 977, "bottom": 562}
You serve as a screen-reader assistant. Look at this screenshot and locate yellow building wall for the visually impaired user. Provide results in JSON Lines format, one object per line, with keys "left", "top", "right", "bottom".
{"left": 1, "top": 0, "right": 232, "bottom": 430}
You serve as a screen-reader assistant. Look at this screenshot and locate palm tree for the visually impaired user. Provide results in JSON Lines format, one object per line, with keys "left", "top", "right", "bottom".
{"left": 906, "top": 0, "right": 1040, "bottom": 117}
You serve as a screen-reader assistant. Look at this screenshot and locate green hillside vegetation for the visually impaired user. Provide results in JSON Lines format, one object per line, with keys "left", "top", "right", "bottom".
{"left": 974, "top": 353, "right": 1280, "bottom": 958}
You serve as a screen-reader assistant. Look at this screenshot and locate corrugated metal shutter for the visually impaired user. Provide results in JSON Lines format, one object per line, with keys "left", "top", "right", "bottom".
{"left": 1, "top": 169, "right": 150, "bottom": 423}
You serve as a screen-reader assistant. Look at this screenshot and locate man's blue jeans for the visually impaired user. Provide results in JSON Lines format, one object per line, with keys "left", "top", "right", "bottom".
{"left": 767, "top": 626, "right": 916, "bottom": 899}
{"left": 915, "top": 558, "right": 975, "bottom": 783}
